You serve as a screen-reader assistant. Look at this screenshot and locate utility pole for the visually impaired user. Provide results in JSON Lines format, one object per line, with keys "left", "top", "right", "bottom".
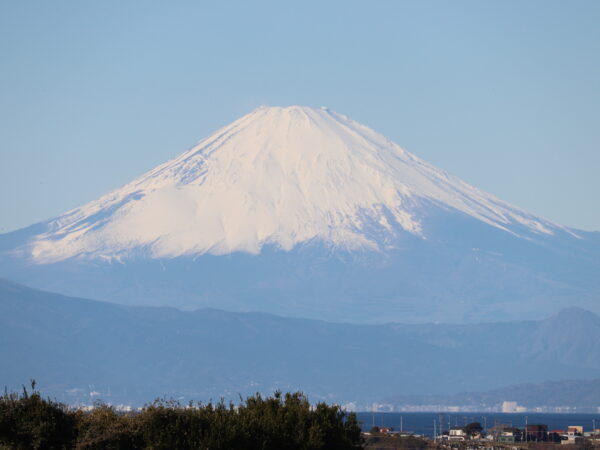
{"left": 525, "top": 416, "right": 528, "bottom": 443}
{"left": 434, "top": 419, "right": 437, "bottom": 440}
{"left": 400, "top": 415, "right": 403, "bottom": 433}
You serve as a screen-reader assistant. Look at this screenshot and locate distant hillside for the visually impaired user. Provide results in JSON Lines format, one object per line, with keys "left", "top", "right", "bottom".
{"left": 1, "top": 279, "right": 600, "bottom": 407}
{"left": 383, "top": 378, "right": 600, "bottom": 412}
{"left": 477, "top": 378, "right": 600, "bottom": 407}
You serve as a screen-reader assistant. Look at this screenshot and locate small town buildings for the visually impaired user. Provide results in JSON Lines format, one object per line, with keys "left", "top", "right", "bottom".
{"left": 487, "top": 424, "right": 523, "bottom": 442}
{"left": 561, "top": 435, "right": 584, "bottom": 445}
{"left": 526, "top": 424, "right": 548, "bottom": 441}
{"left": 448, "top": 428, "right": 466, "bottom": 441}
{"left": 433, "top": 422, "right": 591, "bottom": 445}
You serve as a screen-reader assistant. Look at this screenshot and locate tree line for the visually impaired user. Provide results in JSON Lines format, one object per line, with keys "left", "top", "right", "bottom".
{"left": 0, "top": 381, "right": 362, "bottom": 449}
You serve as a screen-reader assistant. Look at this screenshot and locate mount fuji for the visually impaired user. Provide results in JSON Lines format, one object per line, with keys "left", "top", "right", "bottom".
{"left": 1, "top": 106, "right": 598, "bottom": 323}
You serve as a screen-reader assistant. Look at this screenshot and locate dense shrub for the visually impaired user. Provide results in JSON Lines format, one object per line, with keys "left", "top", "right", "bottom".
{"left": 137, "top": 399, "right": 210, "bottom": 449}
{"left": 73, "top": 404, "right": 142, "bottom": 449}
{"left": 0, "top": 384, "right": 362, "bottom": 450}
{"left": 0, "top": 381, "right": 75, "bottom": 449}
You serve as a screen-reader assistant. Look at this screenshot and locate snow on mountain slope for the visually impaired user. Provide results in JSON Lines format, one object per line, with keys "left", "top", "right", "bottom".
{"left": 22, "top": 106, "right": 572, "bottom": 264}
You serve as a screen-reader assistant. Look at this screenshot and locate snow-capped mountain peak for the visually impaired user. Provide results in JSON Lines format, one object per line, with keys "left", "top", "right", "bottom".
{"left": 27, "top": 105, "right": 566, "bottom": 263}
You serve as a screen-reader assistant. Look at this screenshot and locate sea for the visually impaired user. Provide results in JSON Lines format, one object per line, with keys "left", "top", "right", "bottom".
{"left": 355, "top": 412, "right": 600, "bottom": 437}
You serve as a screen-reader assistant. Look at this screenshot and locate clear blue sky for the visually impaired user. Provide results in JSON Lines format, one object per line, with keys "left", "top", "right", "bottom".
{"left": 1, "top": 0, "right": 599, "bottom": 232}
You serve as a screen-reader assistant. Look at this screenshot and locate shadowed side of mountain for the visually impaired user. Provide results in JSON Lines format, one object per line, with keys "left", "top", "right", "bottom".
{"left": 1, "top": 221, "right": 598, "bottom": 324}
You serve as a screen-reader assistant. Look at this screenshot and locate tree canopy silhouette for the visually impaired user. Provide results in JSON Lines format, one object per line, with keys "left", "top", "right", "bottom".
{"left": 0, "top": 383, "right": 361, "bottom": 450}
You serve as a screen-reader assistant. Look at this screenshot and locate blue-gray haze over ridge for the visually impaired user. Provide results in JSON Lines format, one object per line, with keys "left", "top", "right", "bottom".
{"left": 1, "top": 279, "right": 599, "bottom": 407}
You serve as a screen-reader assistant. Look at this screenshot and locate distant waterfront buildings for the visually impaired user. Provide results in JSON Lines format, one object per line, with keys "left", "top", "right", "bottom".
{"left": 501, "top": 401, "right": 527, "bottom": 413}
{"left": 366, "top": 401, "right": 598, "bottom": 413}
